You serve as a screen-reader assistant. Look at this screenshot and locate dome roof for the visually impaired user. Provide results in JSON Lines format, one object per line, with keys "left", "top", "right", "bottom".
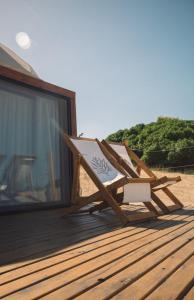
{"left": 0, "top": 43, "right": 39, "bottom": 78}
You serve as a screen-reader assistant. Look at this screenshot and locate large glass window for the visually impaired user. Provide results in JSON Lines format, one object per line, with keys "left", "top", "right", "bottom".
{"left": 0, "top": 79, "right": 70, "bottom": 209}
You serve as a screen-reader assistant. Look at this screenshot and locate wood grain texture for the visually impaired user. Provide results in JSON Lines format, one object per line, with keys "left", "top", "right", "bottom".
{"left": 183, "top": 286, "right": 194, "bottom": 300}
{"left": 0, "top": 206, "right": 193, "bottom": 300}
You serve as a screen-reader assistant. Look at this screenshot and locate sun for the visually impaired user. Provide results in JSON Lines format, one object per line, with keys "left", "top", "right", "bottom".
{"left": 16, "top": 32, "right": 31, "bottom": 50}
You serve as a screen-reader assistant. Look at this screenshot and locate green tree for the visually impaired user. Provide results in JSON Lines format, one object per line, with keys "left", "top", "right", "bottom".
{"left": 106, "top": 117, "right": 194, "bottom": 167}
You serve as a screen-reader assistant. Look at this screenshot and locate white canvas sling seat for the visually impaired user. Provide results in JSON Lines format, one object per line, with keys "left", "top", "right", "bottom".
{"left": 72, "top": 138, "right": 152, "bottom": 204}
{"left": 107, "top": 143, "right": 139, "bottom": 176}
{"left": 63, "top": 134, "right": 157, "bottom": 225}
{"left": 102, "top": 140, "right": 183, "bottom": 214}
{"left": 123, "top": 183, "right": 151, "bottom": 203}
{"left": 71, "top": 138, "right": 125, "bottom": 187}
{"left": 109, "top": 142, "right": 181, "bottom": 190}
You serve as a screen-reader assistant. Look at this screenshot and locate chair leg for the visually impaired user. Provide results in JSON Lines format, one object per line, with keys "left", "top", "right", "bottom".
{"left": 144, "top": 201, "right": 159, "bottom": 215}
{"left": 127, "top": 211, "right": 156, "bottom": 222}
{"left": 101, "top": 191, "right": 130, "bottom": 225}
{"left": 163, "top": 187, "right": 184, "bottom": 208}
{"left": 89, "top": 190, "right": 123, "bottom": 214}
{"left": 151, "top": 191, "right": 170, "bottom": 214}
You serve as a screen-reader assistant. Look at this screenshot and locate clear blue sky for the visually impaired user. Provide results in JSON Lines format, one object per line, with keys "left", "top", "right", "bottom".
{"left": 1, "top": 0, "right": 194, "bottom": 138}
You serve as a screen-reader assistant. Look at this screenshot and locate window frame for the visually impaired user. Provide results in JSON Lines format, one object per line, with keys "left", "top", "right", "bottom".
{"left": 0, "top": 65, "right": 77, "bottom": 213}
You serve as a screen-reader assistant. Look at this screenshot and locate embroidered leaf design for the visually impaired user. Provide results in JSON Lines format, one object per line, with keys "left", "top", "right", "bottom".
{"left": 91, "top": 157, "right": 112, "bottom": 175}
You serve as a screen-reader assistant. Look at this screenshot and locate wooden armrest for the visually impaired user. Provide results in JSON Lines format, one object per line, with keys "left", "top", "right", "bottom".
{"left": 127, "top": 177, "right": 155, "bottom": 183}
{"left": 165, "top": 176, "right": 181, "bottom": 182}
{"left": 151, "top": 176, "right": 168, "bottom": 188}
{"left": 151, "top": 175, "right": 181, "bottom": 188}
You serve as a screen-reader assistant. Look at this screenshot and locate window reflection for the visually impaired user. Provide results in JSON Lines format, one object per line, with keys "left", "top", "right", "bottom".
{"left": 0, "top": 79, "right": 64, "bottom": 207}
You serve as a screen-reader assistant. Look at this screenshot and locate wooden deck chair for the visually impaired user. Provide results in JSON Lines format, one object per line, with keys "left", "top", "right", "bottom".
{"left": 102, "top": 140, "right": 183, "bottom": 214}
{"left": 63, "top": 134, "right": 158, "bottom": 226}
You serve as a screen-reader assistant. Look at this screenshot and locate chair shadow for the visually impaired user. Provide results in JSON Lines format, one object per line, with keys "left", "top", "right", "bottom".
{"left": 0, "top": 209, "right": 120, "bottom": 267}
{"left": 0, "top": 206, "right": 192, "bottom": 267}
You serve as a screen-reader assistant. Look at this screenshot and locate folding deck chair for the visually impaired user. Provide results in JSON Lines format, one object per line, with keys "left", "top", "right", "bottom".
{"left": 63, "top": 134, "right": 158, "bottom": 225}
{"left": 102, "top": 140, "right": 183, "bottom": 214}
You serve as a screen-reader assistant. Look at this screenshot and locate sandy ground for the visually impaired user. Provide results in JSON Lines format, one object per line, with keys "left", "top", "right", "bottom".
{"left": 80, "top": 167, "right": 194, "bottom": 206}
{"left": 153, "top": 170, "right": 194, "bottom": 206}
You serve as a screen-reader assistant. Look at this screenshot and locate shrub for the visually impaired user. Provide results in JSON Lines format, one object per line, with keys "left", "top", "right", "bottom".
{"left": 106, "top": 117, "right": 194, "bottom": 167}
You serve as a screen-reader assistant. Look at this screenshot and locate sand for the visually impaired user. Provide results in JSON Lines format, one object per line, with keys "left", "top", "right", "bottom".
{"left": 80, "top": 167, "right": 194, "bottom": 206}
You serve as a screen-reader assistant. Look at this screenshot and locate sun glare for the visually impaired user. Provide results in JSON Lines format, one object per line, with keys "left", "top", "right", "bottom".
{"left": 16, "top": 32, "right": 31, "bottom": 49}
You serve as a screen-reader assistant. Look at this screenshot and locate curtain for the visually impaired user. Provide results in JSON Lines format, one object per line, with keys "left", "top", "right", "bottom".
{"left": 0, "top": 79, "right": 63, "bottom": 206}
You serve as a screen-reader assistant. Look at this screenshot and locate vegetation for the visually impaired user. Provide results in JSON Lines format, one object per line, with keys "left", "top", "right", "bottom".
{"left": 107, "top": 117, "right": 194, "bottom": 168}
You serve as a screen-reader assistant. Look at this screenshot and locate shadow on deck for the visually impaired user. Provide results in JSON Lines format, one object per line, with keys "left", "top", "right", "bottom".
{"left": 0, "top": 205, "right": 193, "bottom": 299}
{"left": 0, "top": 206, "right": 191, "bottom": 266}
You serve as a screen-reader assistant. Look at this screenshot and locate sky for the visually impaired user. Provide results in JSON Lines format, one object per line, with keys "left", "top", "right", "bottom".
{"left": 0, "top": 0, "right": 194, "bottom": 138}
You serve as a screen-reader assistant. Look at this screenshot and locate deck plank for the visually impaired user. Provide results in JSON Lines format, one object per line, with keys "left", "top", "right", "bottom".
{"left": 112, "top": 240, "right": 194, "bottom": 299}
{"left": 183, "top": 286, "right": 194, "bottom": 300}
{"left": 0, "top": 206, "right": 193, "bottom": 300}
{"left": 0, "top": 207, "right": 187, "bottom": 273}
{"left": 0, "top": 216, "right": 120, "bottom": 268}
{"left": 0, "top": 216, "right": 174, "bottom": 284}
{"left": 2, "top": 215, "right": 194, "bottom": 299}
{"left": 40, "top": 224, "right": 194, "bottom": 300}
{"left": 73, "top": 229, "right": 194, "bottom": 300}
{"left": 146, "top": 255, "right": 194, "bottom": 300}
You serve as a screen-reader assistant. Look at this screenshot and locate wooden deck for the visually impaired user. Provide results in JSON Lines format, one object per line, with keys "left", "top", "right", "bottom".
{"left": 0, "top": 205, "right": 194, "bottom": 300}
